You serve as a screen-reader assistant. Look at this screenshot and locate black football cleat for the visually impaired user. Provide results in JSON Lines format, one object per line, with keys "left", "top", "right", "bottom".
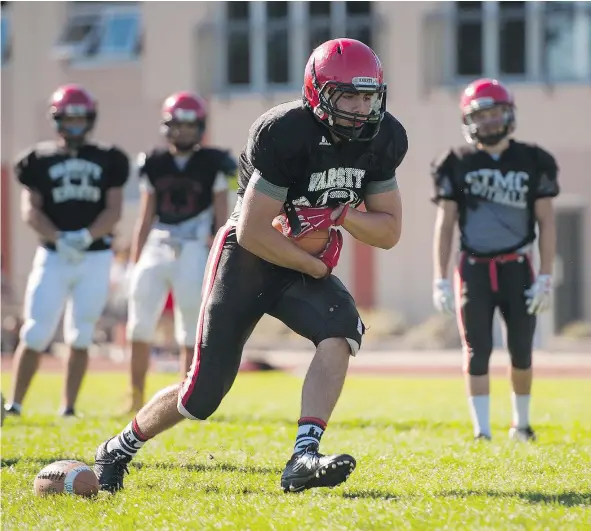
{"left": 474, "top": 433, "right": 492, "bottom": 442}
{"left": 280, "top": 443, "right": 356, "bottom": 493}
{"left": 509, "top": 426, "right": 537, "bottom": 442}
{"left": 94, "top": 439, "right": 131, "bottom": 492}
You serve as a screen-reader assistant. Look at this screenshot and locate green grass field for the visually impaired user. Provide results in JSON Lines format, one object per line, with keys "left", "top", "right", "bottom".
{"left": 1, "top": 372, "right": 590, "bottom": 530}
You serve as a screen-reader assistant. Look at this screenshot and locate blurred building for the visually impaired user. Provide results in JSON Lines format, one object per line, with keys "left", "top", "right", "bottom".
{"left": 1, "top": 1, "right": 590, "bottom": 341}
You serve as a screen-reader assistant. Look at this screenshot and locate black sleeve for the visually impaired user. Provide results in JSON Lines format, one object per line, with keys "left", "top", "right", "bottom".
{"left": 534, "top": 146, "right": 560, "bottom": 199}
{"left": 217, "top": 151, "right": 238, "bottom": 177}
{"left": 107, "top": 147, "right": 130, "bottom": 188}
{"left": 14, "top": 149, "right": 38, "bottom": 189}
{"left": 246, "top": 119, "right": 298, "bottom": 189}
{"left": 364, "top": 116, "right": 408, "bottom": 195}
{"left": 430, "top": 149, "right": 460, "bottom": 204}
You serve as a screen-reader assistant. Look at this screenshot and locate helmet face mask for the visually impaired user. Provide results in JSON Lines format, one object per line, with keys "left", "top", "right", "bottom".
{"left": 161, "top": 92, "right": 208, "bottom": 152}
{"left": 460, "top": 78, "right": 515, "bottom": 147}
{"left": 303, "top": 39, "right": 387, "bottom": 142}
{"left": 49, "top": 85, "right": 97, "bottom": 148}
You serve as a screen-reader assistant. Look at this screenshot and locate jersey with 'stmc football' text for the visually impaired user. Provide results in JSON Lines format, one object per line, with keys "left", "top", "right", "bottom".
{"left": 230, "top": 99, "right": 408, "bottom": 223}
{"left": 431, "top": 140, "right": 560, "bottom": 257}
{"left": 15, "top": 141, "right": 130, "bottom": 251}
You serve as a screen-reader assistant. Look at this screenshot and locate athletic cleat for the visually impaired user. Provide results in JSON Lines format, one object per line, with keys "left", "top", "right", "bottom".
{"left": 59, "top": 407, "right": 77, "bottom": 417}
{"left": 4, "top": 404, "right": 21, "bottom": 416}
{"left": 509, "top": 426, "right": 536, "bottom": 442}
{"left": 280, "top": 443, "right": 356, "bottom": 493}
{"left": 474, "top": 433, "right": 492, "bottom": 441}
{"left": 94, "top": 438, "right": 131, "bottom": 492}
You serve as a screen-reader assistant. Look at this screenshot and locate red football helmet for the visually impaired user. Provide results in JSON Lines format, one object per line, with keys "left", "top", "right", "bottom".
{"left": 161, "top": 91, "right": 208, "bottom": 151}
{"left": 49, "top": 84, "right": 97, "bottom": 144}
{"left": 460, "top": 78, "right": 515, "bottom": 146}
{"left": 303, "top": 38, "right": 387, "bottom": 141}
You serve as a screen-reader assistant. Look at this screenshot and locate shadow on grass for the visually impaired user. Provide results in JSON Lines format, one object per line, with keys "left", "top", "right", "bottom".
{"left": 437, "top": 489, "right": 591, "bottom": 507}
{"left": 131, "top": 461, "right": 281, "bottom": 476}
{"left": 2, "top": 457, "right": 281, "bottom": 477}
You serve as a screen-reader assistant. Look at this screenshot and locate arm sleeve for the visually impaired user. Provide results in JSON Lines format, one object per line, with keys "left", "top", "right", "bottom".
{"left": 107, "top": 147, "right": 131, "bottom": 188}
{"left": 136, "top": 152, "right": 154, "bottom": 193}
{"left": 430, "top": 150, "right": 460, "bottom": 204}
{"left": 366, "top": 117, "right": 408, "bottom": 195}
{"left": 246, "top": 121, "right": 297, "bottom": 201}
{"left": 14, "top": 149, "right": 38, "bottom": 189}
{"left": 534, "top": 146, "right": 560, "bottom": 199}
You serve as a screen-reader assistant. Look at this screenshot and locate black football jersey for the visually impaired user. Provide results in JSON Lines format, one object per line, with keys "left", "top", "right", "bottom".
{"left": 230, "top": 100, "right": 408, "bottom": 222}
{"left": 15, "top": 141, "right": 130, "bottom": 251}
{"left": 431, "top": 140, "right": 560, "bottom": 256}
{"left": 138, "top": 147, "right": 237, "bottom": 225}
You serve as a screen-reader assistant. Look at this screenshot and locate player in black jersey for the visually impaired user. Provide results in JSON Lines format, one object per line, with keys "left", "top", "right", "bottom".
{"left": 94, "top": 38, "right": 407, "bottom": 494}
{"left": 124, "top": 91, "right": 237, "bottom": 412}
{"left": 4, "top": 84, "right": 130, "bottom": 418}
{"left": 431, "top": 78, "right": 559, "bottom": 442}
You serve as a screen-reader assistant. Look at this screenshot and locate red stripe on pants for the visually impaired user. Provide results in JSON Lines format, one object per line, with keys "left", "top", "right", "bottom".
{"left": 180, "top": 223, "right": 232, "bottom": 406}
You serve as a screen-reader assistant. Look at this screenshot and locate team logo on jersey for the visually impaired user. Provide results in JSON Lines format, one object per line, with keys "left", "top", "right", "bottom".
{"left": 48, "top": 159, "right": 103, "bottom": 204}
{"left": 316, "top": 188, "right": 360, "bottom": 207}
{"left": 464, "top": 169, "right": 529, "bottom": 208}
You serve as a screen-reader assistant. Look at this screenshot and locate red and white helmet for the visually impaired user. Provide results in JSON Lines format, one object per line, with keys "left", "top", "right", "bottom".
{"left": 49, "top": 84, "right": 97, "bottom": 142}
{"left": 303, "top": 38, "right": 387, "bottom": 141}
{"left": 161, "top": 91, "right": 208, "bottom": 150}
{"left": 461, "top": 78, "right": 515, "bottom": 146}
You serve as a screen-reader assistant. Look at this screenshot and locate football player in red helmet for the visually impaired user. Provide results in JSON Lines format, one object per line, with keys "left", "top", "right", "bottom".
{"left": 49, "top": 84, "right": 98, "bottom": 148}
{"left": 431, "top": 78, "right": 559, "bottom": 443}
{"left": 94, "top": 39, "right": 407, "bottom": 495}
{"left": 5, "top": 84, "right": 129, "bottom": 418}
{"left": 123, "top": 91, "right": 236, "bottom": 413}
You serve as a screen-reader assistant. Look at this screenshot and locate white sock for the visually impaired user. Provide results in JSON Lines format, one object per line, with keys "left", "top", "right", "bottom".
{"left": 511, "top": 393, "right": 530, "bottom": 429}
{"left": 468, "top": 395, "right": 491, "bottom": 437}
{"left": 106, "top": 420, "right": 149, "bottom": 457}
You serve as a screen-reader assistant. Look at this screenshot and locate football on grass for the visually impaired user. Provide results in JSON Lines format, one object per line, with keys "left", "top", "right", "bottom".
{"left": 272, "top": 215, "right": 329, "bottom": 256}
{"left": 34, "top": 460, "right": 99, "bottom": 497}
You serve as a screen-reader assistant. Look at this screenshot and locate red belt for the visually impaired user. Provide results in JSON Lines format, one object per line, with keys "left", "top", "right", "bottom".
{"left": 464, "top": 252, "right": 526, "bottom": 293}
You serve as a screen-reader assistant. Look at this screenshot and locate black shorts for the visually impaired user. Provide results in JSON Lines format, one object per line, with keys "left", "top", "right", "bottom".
{"left": 178, "top": 224, "right": 364, "bottom": 420}
{"left": 455, "top": 251, "right": 536, "bottom": 375}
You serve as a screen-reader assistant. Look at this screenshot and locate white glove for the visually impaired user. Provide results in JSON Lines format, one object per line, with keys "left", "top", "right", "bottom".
{"left": 433, "top": 278, "right": 455, "bottom": 315}
{"left": 62, "top": 229, "right": 93, "bottom": 251}
{"left": 525, "top": 274, "right": 553, "bottom": 315}
{"left": 55, "top": 237, "right": 85, "bottom": 264}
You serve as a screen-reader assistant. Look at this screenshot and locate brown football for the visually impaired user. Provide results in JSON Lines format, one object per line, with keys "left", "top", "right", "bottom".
{"left": 34, "top": 460, "right": 99, "bottom": 497}
{"left": 272, "top": 215, "right": 329, "bottom": 256}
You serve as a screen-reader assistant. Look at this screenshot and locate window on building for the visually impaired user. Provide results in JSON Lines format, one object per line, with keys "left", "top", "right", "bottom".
{"left": 55, "top": 4, "right": 141, "bottom": 62}
{"left": 308, "top": 1, "right": 332, "bottom": 52}
{"left": 266, "top": 2, "right": 290, "bottom": 85}
{"left": 455, "top": 2, "right": 483, "bottom": 76}
{"left": 498, "top": 1, "right": 526, "bottom": 75}
{"left": 345, "top": 1, "right": 372, "bottom": 49}
{"left": 222, "top": 1, "right": 375, "bottom": 92}
{"left": 226, "top": 1, "right": 250, "bottom": 86}
{"left": 1, "top": 14, "right": 10, "bottom": 67}
{"left": 543, "top": 2, "right": 577, "bottom": 79}
{"left": 448, "top": 1, "right": 590, "bottom": 82}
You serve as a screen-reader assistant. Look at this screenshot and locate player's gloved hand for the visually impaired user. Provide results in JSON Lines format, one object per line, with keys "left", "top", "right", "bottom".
{"left": 433, "top": 278, "right": 455, "bottom": 315}
{"left": 525, "top": 274, "right": 553, "bottom": 315}
{"left": 63, "top": 228, "right": 93, "bottom": 251}
{"left": 55, "top": 236, "right": 85, "bottom": 264}
{"left": 317, "top": 229, "right": 343, "bottom": 277}
{"left": 283, "top": 204, "right": 350, "bottom": 239}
